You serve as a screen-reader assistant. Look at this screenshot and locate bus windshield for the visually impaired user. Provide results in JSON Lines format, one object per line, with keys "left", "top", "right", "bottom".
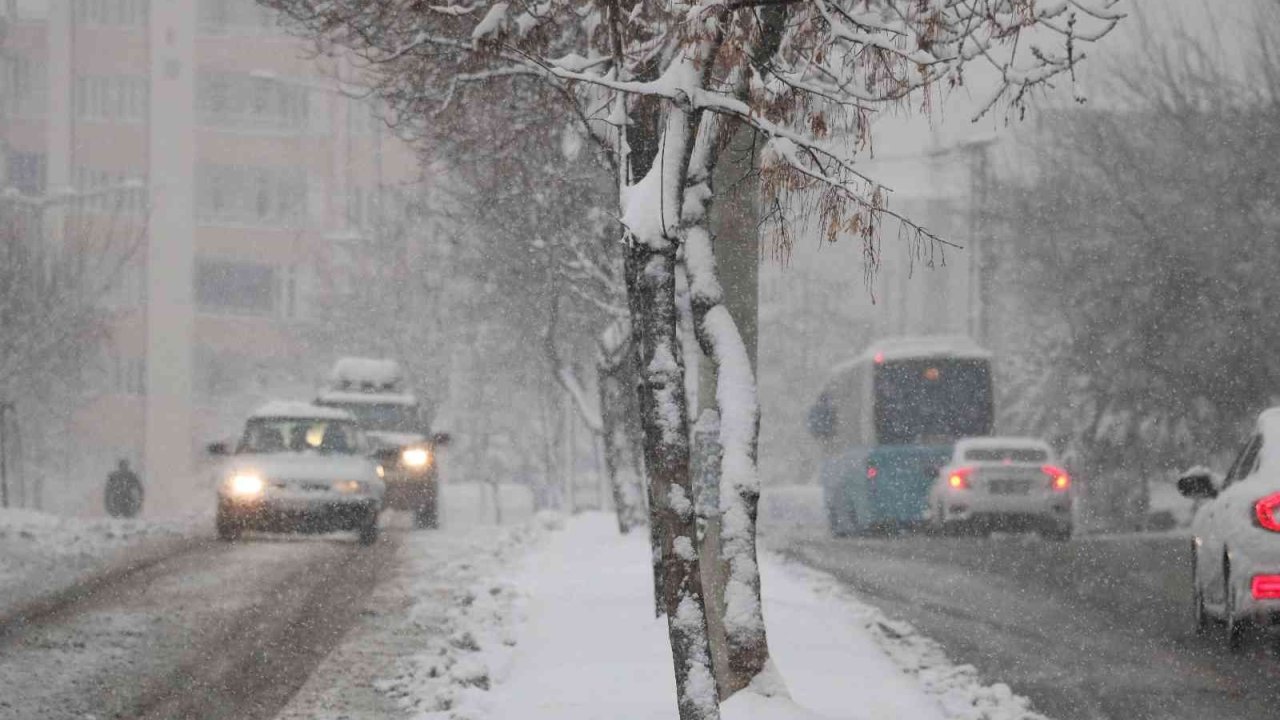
{"left": 874, "top": 359, "right": 992, "bottom": 445}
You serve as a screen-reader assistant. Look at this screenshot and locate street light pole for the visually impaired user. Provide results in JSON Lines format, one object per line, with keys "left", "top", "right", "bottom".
{"left": 0, "top": 402, "right": 12, "bottom": 509}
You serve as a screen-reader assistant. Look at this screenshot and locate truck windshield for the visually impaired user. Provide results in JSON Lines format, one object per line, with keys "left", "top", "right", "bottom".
{"left": 331, "top": 403, "right": 420, "bottom": 433}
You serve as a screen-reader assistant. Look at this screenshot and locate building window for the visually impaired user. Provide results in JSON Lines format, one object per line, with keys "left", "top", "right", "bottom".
{"left": 6, "top": 0, "right": 50, "bottom": 20}
{"left": 195, "top": 164, "right": 307, "bottom": 226}
{"left": 72, "top": 0, "right": 149, "bottom": 26}
{"left": 74, "top": 75, "right": 148, "bottom": 123}
{"left": 348, "top": 100, "right": 384, "bottom": 136}
{"left": 72, "top": 167, "right": 147, "bottom": 215}
{"left": 103, "top": 260, "right": 147, "bottom": 310}
{"left": 2, "top": 55, "right": 46, "bottom": 117}
{"left": 6, "top": 152, "right": 46, "bottom": 196}
{"left": 198, "top": 0, "right": 280, "bottom": 35}
{"left": 110, "top": 355, "right": 146, "bottom": 396}
{"left": 195, "top": 259, "right": 276, "bottom": 315}
{"left": 197, "top": 73, "right": 311, "bottom": 133}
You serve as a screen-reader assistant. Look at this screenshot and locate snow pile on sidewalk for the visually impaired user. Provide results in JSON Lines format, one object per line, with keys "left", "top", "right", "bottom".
{"left": 274, "top": 511, "right": 556, "bottom": 720}
{"left": 0, "top": 507, "right": 191, "bottom": 616}
{"left": 484, "top": 513, "right": 1049, "bottom": 720}
{"left": 372, "top": 515, "right": 558, "bottom": 718}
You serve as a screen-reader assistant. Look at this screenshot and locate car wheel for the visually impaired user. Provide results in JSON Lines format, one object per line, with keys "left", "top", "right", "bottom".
{"left": 827, "top": 498, "right": 852, "bottom": 538}
{"left": 930, "top": 502, "right": 945, "bottom": 536}
{"left": 358, "top": 517, "right": 379, "bottom": 545}
{"left": 1191, "top": 543, "right": 1210, "bottom": 635}
{"left": 1225, "top": 564, "right": 1249, "bottom": 651}
{"left": 413, "top": 501, "right": 439, "bottom": 530}
{"left": 215, "top": 508, "right": 242, "bottom": 542}
{"left": 1043, "top": 524, "right": 1073, "bottom": 542}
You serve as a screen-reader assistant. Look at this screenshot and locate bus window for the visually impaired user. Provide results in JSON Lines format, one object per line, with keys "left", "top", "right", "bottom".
{"left": 874, "top": 359, "right": 992, "bottom": 446}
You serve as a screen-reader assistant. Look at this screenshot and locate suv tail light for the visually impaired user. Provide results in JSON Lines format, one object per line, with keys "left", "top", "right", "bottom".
{"left": 948, "top": 467, "right": 972, "bottom": 490}
{"left": 1254, "top": 492, "right": 1280, "bottom": 532}
{"left": 1042, "top": 465, "right": 1070, "bottom": 491}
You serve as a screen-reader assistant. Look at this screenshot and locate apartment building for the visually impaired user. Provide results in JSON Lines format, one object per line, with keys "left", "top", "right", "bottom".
{"left": 0, "top": 0, "right": 420, "bottom": 510}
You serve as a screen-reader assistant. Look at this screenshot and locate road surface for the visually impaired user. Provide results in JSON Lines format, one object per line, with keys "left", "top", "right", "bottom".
{"left": 0, "top": 531, "right": 396, "bottom": 720}
{"left": 771, "top": 527, "right": 1280, "bottom": 720}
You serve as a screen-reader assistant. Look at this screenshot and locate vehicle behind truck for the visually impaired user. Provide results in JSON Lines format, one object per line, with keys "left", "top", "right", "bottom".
{"left": 315, "top": 357, "right": 449, "bottom": 529}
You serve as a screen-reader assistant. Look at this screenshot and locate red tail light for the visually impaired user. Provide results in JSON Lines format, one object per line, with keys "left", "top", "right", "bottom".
{"left": 1252, "top": 574, "right": 1280, "bottom": 600}
{"left": 1043, "top": 465, "right": 1070, "bottom": 491}
{"left": 948, "top": 467, "right": 972, "bottom": 490}
{"left": 1254, "top": 492, "right": 1280, "bottom": 532}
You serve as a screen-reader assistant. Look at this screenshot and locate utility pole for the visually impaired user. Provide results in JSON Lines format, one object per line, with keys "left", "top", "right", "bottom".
{"left": 0, "top": 402, "right": 7, "bottom": 508}
{"left": 0, "top": 402, "right": 13, "bottom": 509}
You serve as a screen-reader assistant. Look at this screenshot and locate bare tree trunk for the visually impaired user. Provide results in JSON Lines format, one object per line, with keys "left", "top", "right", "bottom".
{"left": 598, "top": 319, "right": 641, "bottom": 533}
{"left": 627, "top": 238, "right": 718, "bottom": 720}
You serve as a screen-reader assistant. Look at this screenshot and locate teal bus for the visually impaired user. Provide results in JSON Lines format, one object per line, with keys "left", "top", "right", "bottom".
{"left": 807, "top": 337, "right": 994, "bottom": 536}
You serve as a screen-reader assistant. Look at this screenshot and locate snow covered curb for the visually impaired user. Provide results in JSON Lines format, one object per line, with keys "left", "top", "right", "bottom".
{"left": 372, "top": 514, "right": 559, "bottom": 718}
{"left": 273, "top": 510, "right": 558, "bottom": 719}
{"left": 764, "top": 556, "right": 1049, "bottom": 720}
{"left": 0, "top": 507, "right": 194, "bottom": 617}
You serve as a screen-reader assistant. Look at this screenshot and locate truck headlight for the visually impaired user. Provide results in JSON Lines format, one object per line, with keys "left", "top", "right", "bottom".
{"left": 402, "top": 447, "right": 431, "bottom": 469}
{"left": 228, "top": 472, "right": 265, "bottom": 498}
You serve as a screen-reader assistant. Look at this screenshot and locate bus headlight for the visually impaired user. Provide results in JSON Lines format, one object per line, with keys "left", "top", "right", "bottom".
{"left": 228, "top": 472, "right": 265, "bottom": 498}
{"left": 402, "top": 447, "right": 431, "bottom": 469}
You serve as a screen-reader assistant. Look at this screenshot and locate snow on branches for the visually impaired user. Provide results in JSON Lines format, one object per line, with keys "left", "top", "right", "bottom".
{"left": 267, "top": 0, "right": 1121, "bottom": 257}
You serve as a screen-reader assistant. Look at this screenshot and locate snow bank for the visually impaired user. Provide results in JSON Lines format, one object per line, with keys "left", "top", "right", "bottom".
{"left": 0, "top": 507, "right": 191, "bottom": 616}
{"left": 367, "top": 514, "right": 560, "bottom": 719}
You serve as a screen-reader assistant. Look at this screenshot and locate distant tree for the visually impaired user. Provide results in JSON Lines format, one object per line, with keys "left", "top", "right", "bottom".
{"left": 263, "top": 0, "right": 1121, "bottom": 714}
{"left": 989, "top": 2, "right": 1280, "bottom": 522}
{"left": 0, "top": 191, "right": 142, "bottom": 508}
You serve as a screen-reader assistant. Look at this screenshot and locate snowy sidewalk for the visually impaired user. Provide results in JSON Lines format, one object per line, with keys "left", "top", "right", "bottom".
{"left": 277, "top": 509, "right": 1050, "bottom": 719}
{"left": 487, "top": 513, "right": 1048, "bottom": 720}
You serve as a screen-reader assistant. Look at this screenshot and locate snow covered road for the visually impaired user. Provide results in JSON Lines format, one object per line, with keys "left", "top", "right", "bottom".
{"left": 0, "top": 531, "right": 396, "bottom": 719}
{"left": 772, "top": 527, "right": 1280, "bottom": 720}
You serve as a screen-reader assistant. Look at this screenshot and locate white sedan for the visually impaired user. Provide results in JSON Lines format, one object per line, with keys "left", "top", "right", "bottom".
{"left": 1180, "top": 408, "right": 1280, "bottom": 649}
{"left": 928, "top": 437, "right": 1074, "bottom": 540}
{"left": 208, "top": 401, "right": 386, "bottom": 545}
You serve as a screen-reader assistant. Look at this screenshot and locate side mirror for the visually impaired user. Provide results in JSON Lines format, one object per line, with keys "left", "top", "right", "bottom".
{"left": 1177, "top": 470, "right": 1218, "bottom": 500}
{"left": 207, "top": 441, "right": 230, "bottom": 456}
{"left": 431, "top": 431, "right": 452, "bottom": 447}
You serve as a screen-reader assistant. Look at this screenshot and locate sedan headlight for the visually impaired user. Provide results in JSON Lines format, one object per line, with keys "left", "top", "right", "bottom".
{"left": 228, "top": 472, "right": 265, "bottom": 498}
{"left": 336, "top": 480, "right": 367, "bottom": 494}
{"left": 402, "top": 447, "right": 431, "bottom": 469}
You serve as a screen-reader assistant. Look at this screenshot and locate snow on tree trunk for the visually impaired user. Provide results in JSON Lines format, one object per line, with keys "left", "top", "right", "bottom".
{"left": 684, "top": 225, "right": 770, "bottom": 695}
{"left": 628, "top": 240, "right": 719, "bottom": 720}
{"left": 621, "top": 83, "right": 720, "bottom": 717}
{"left": 680, "top": 127, "right": 772, "bottom": 694}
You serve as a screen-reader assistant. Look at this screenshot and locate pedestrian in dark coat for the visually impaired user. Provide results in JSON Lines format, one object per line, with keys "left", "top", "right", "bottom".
{"left": 105, "top": 459, "right": 144, "bottom": 518}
